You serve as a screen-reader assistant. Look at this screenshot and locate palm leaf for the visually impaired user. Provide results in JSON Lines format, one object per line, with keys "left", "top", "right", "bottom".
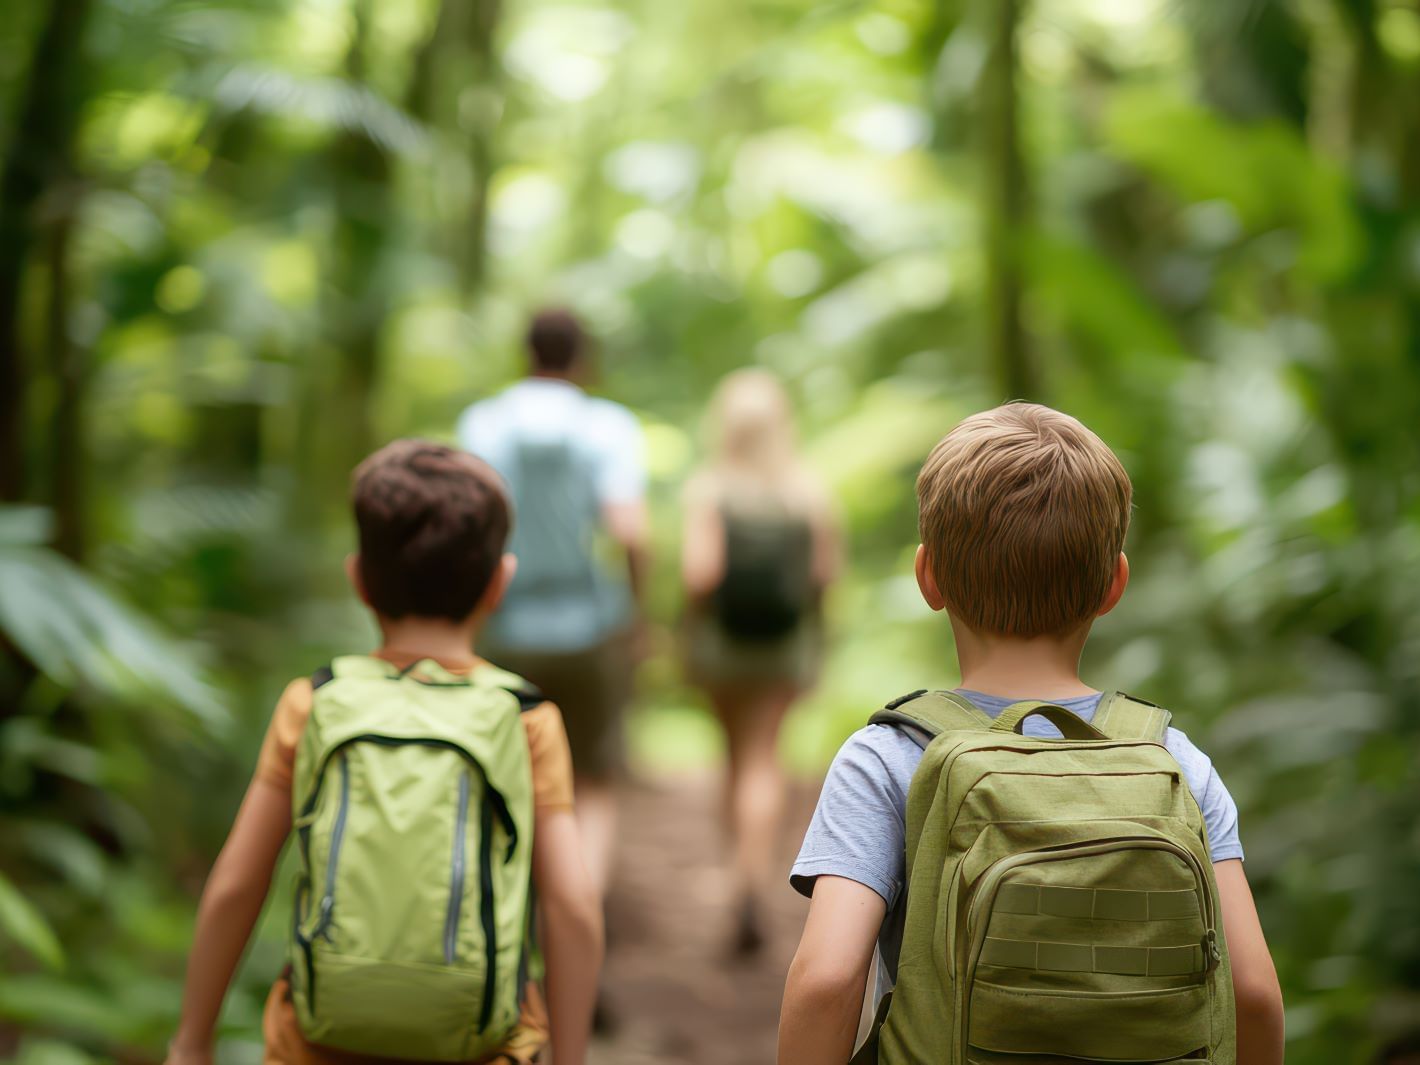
{"left": 0, "top": 509, "right": 227, "bottom": 736}
{"left": 202, "top": 64, "right": 431, "bottom": 158}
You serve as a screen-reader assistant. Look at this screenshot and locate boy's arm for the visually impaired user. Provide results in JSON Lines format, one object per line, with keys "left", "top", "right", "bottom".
{"left": 167, "top": 776, "right": 291, "bottom": 1064}
{"left": 778, "top": 876, "right": 885, "bottom": 1065}
{"left": 533, "top": 808, "right": 604, "bottom": 1065}
{"left": 1215, "top": 859, "right": 1284, "bottom": 1065}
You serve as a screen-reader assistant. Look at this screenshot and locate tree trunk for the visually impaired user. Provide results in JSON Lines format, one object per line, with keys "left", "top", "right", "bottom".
{"left": 0, "top": 0, "right": 93, "bottom": 503}
{"left": 405, "top": 0, "right": 501, "bottom": 292}
{"left": 981, "top": 0, "right": 1034, "bottom": 400}
{"left": 329, "top": 0, "right": 392, "bottom": 475}
{"left": 46, "top": 210, "right": 85, "bottom": 560}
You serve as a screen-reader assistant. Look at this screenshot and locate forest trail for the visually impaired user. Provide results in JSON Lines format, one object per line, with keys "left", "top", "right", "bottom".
{"left": 588, "top": 772, "right": 820, "bottom": 1065}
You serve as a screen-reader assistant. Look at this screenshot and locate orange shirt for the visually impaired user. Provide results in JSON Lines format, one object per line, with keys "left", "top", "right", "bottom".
{"left": 256, "top": 652, "right": 574, "bottom": 1065}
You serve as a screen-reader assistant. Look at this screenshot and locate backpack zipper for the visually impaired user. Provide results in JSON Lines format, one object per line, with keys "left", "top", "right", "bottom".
{"left": 477, "top": 789, "right": 498, "bottom": 1031}
{"left": 310, "top": 753, "right": 351, "bottom": 944}
{"left": 444, "top": 770, "right": 471, "bottom": 964}
{"left": 477, "top": 795, "right": 499, "bottom": 1033}
{"left": 958, "top": 835, "right": 1214, "bottom": 1064}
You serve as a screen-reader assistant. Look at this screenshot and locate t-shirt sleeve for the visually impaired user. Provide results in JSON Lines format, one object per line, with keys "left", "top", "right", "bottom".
{"left": 1164, "top": 727, "right": 1244, "bottom": 864}
{"left": 254, "top": 678, "right": 314, "bottom": 793}
{"left": 789, "top": 726, "right": 914, "bottom": 907}
{"left": 592, "top": 403, "right": 646, "bottom": 505}
{"left": 522, "top": 702, "right": 576, "bottom": 813}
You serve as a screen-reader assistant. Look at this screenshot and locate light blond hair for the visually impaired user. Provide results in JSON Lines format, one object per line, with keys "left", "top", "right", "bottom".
{"left": 916, "top": 402, "right": 1132, "bottom": 637}
{"left": 701, "top": 368, "right": 813, "bottom": 511}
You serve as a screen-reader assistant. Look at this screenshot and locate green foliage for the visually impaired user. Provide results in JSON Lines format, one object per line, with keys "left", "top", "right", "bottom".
{"left": 1, "top": 0, "right": 1417, "bottom": 1061}
{"left": 0, "top": 872, "right": 65, "bottom": 972}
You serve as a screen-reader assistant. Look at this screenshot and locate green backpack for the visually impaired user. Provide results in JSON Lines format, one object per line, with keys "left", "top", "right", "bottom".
{"left": 853, "top": 690, "right": 1235, "bottom": 1065}
{"left": 288, "top": 656, "right": 538, "bottom": 1061}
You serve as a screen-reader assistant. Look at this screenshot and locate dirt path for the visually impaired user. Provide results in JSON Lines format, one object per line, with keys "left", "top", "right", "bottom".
{"left": 588, "top": 772, "right": 820, "bottom": 1065}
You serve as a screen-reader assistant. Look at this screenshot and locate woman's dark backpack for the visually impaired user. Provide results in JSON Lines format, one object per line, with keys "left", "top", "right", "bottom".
{"left": 713, "top": 510, "right": 814, "bottom": 640}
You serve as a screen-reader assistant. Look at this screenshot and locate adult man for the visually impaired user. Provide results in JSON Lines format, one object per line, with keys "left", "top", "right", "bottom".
{"left": 458, "top": 308, "right": 648, "bottom": 900}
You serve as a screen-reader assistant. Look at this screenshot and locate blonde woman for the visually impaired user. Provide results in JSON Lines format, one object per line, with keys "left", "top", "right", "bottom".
{"left": 681, "top": 369, "right": 839, "bottom": 955}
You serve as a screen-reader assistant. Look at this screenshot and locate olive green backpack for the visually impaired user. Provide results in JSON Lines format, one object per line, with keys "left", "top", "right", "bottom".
{"left": 288, "top": 656, "right": 538, "bottom": 1061}
{"left": 853, "top": 690, "right": 1235, "bottom": 1065}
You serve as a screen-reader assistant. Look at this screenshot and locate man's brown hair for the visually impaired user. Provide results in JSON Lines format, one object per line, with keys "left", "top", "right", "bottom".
{"left": 352, "top": 439, "right": 511, "bottom": 620}
{"left": 916, "top": 402, "right": 1132, "bottom": 637}
{"left": 526, "top": 307, "right": 586, "bottom": 373}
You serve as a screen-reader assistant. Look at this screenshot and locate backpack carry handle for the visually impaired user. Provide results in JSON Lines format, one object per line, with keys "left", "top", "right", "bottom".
{"left": 991, "top": 701, "right": 1108, "bottom": 741}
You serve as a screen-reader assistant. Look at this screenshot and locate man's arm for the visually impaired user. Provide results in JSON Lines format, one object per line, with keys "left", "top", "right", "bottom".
{"left": 603, "top": 498, "right": 650, "bottom": 615}
{"left": 533, "top": 808, "right": 604, "bottom": 1065}
{"left": 167, "top": 777, "right": 291, "bottom": 1065}
{"left": 779, "top": 876, "right": 885, "bottom": 1065}
{"left": 1215, "top": 859, "right": 1284, "bottom": 1065}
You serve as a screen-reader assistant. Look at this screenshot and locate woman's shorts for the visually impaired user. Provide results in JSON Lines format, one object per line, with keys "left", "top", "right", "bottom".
{"left": 682, "top": 608, "right": 822, "bottom": 692}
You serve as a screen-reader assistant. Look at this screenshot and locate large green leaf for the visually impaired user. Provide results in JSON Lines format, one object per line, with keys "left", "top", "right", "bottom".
{"left": 0, "top": 513, "right": 227, "bottom": 735}
{"left": 0, "top": 872, "right": 64, "bottom": 971}
{"left": 1104, "top": 87, "right": 1363, "bottom": 281}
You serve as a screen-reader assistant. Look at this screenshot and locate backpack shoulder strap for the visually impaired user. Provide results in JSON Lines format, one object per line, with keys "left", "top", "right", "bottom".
{"left": 473, "top": 661, "right": 547, "bottom": 712}
{"left": 502, "top": 684, "right": 547, "bottom": 713}
{"left": 1091, "top": 691, "right": 1172, "bottom": 743}
{"left": 868, "top": 689, "right": 993, "bottom": 746}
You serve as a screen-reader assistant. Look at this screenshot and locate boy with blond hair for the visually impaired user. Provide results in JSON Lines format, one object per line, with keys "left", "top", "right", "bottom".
{"left": 779, "top": 403, "right": 1284, "bottom": 1065}
{"left": 166, "top": 440, "right": 602, "bottom": 1065}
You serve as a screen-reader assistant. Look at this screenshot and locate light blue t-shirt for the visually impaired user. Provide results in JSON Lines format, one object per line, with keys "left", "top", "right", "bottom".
{"left": 790, "top": 690, "right": 1243, "bottom": 1001}
{"left": 458, "top": 378, "right": 645, "bottom": 654}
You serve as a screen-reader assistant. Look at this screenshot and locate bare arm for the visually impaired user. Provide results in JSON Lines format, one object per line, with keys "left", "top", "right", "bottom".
{"left": 680, "top": 481, "right": 725, "bottom": 600}
{"left": 603, "top": 498, "right": 650, "bottom": 615}
{"left": 167, "top": 777, "right": 291, "bottom": 1064}
{"left": 534, "top": 808, "right": 604, "bottom": 1065}
{"left": 1216, "top": 859, "right": 1284, "bottom": 1065}
{"left": 778, "top": 876, "right": 885, "bottom": 1065}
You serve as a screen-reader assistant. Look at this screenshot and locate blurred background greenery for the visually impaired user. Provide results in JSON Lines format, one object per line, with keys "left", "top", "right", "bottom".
{"left": 2, "top": 0, "right": 1419, "bottom": 1061}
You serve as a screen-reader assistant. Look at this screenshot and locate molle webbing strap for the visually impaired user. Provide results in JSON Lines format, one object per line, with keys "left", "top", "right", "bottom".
{"left": 995, "top": 882, "right": 1200, "bottom": 922}
{"left": 980, "top": 937, "right": 1207, "bottom": 977}
{"left": 1091, "top": 692, "right": 1172, "bottom": 744}
{"left": 868, "top": 690, "right": 994, "bottom": 740}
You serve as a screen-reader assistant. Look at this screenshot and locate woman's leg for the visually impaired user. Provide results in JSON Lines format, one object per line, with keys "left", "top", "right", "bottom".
{"left": 711, "top": 680, "right": 798, "bottom": 952}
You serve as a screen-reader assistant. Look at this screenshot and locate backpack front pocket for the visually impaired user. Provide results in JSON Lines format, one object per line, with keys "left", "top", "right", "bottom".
{"left": 959, "top": 835, "right": 1217, "bottom": 1063}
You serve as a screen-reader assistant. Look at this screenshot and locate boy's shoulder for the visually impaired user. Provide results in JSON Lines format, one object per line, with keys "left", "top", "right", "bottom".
{"left": 823, "top": 722, "right": 925, "bottom": 806}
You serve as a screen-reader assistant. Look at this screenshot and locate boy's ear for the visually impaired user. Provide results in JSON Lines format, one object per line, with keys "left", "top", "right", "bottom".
{"left": 915, "top": 545, "right": 947, "bottom": 612}
{"left": 1097, "top": 552, "right": 1130, "bottom": 617}
{"left": 476, "top": 553, "right": 518, "bottom": 617}
{"left": 345, "top": 553, "right": 372, "bottom": 608}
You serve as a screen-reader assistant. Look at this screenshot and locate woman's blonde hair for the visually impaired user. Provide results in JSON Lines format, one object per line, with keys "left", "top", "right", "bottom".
{"left": 701, "top": 368, "right": 811, "bottom": 509}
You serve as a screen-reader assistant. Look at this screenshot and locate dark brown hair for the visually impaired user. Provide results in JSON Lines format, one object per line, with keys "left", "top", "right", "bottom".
{"left": 526, "top": 307, "right": 586, "bottom": 373}
{"left": 352, "top": 439, "right": 511, "bottom": 620}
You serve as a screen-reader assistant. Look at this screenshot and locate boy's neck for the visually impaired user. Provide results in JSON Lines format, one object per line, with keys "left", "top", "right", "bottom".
{"left": 375, "top": 615, "right": 481, "bottom": 668}
{"left": 949, "top": 615, "right": 1097, "bottom": 700}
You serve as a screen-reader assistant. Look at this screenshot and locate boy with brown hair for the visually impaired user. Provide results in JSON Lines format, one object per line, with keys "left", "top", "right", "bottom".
{"left": 166, "top": 440, "right": 603, "bottom": 1065}
{"left": 779, "top": 403, "right": 1284, "bottom": 1064}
